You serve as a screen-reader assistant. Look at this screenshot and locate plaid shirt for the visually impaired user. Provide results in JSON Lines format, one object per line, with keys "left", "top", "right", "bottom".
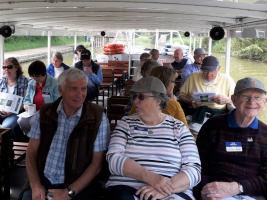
{"left": 0, "top": 75, "right": 28, "bottom": 97}
{"left": 28, "top": 101, "right": 110, "bottom": 184}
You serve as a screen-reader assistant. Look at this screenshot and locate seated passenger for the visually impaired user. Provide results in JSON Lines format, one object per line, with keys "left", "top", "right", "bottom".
{"left": 22, "top": 68, "right": 110, "bottom": 200}
{"left": 47, "top": 51, "right": 70, "bottom": 79}
{"left": 141, "top": 60, "right": 161, "bottom": 78}
{"left": 105, "top": 76, "right": 201, "bottom": 200}
{"left": 73, "top": 44, "right": 86, "bottom": 65}
{"left": 181, "top": 48, "right": 207, "bottom": 83}
{"left": 130, "top": 66, "right": 188, "bottom": 125}
{"left": 194, "top": 77, "right": 267, "bottom": 200}
{"left": 133, "top": 52, "right": 151, "bottom": 82}
{"left": 179, "top": 56, "right": 235, "bottom": 122}
{"left": 17, "top": 60, "right": 59, "bottom": 133}
{"left": 80, "top": 49, "right": 103, "bottom": 101}
{"left": 149, "top": 48, "right": 161, "bottom": 65}
{"left": 171, "top": 48, "right": 191, "bottom": 77}
{"left": 0, "top": 57, "right": 28, "bottom": 139}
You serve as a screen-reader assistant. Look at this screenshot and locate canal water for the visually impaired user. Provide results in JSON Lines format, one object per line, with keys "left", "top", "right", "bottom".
{"left": 21, "top": 52, "right": 267, "bottom": 123}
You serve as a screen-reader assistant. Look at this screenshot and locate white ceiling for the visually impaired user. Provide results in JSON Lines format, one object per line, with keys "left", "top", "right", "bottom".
{"left": 0, "top": 0, "right": 266, "bottom": 36}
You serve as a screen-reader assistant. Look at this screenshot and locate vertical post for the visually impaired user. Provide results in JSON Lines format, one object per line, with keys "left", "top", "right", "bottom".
{"left": 225, "top": 29, "right": 232, "bottom": 75}
{"left": 193, "top": 37, "right": 196, "bottom": 51}
{"left": 189, "top": 32, "right": 192, "bottom": 54}
{"left": 177, "top": 31, "right": 184, "bottom": 45}
{"left": 132, "top": 30, "right": 136, "bottom": 52}
{"left": 91, "top": 36, "right": 95, "bottom": 60}
{"left": 155, "top": 29, "right": 159, "bottom": 49}
{"left": 0, "top": 35, "right": 4, "bottom": 78}
{"left": 170, "top": 31, "right": 173, "bottom": 45}
{"left": 208, "top": 37, "right": 212, "bottom": 55}
{"left": 74, "top": 34, "right": 77, "bottom": 49}
{"left": 73, "top": 34, "right": 77, "bottom": 66}
{"left": 47, "top": 31, "right": 51, "bottom": 66}
{"left": 199, "top": 37, "right": 202, "bottom": 48}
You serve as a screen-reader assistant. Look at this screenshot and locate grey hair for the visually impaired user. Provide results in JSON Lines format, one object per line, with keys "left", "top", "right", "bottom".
{"left": 151, "top": 91, "right": 168, "bottom": 110}
{"left": 53, "top": 51, "right": 63, "bottom": 61}
{"left": 58, "top": 68, "right": 88, "bottom": 89}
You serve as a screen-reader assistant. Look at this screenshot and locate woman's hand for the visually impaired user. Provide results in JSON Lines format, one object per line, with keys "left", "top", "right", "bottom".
{"left": 136, "top": 185, "right": 168, "bottom": 200}
{"left": 147, "top": 174, "right": 174, "bottom": 196}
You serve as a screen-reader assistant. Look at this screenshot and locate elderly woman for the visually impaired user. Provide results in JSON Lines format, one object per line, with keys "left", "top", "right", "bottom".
{"left": 47, "top": 51, "right": 70, "bottom": 79}
{"left": 105, "top": 76, "right": 201, "bottom": 200}
{"left": 0, "top": 57, "right": 28, "bottom": 138}
{"left": 130, "top": 66, "right": 187, "bottom": 125}
{"left": 17, "top": 60, "right": 59, "bottom": 133}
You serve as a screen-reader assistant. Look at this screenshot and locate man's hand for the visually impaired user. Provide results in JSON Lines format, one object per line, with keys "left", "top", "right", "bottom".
{"left": 31, "top": 184, "right": 46, "bottom": 200}
{"left": 0, "top": 111, "right": 11, "bottom": 117}
{"left": 201, "top": 181, "right": 240, "bottom": 200}
{"left": 146, "top": 174, "right": 174, "bottom": 196}
{"left": 48, "top": 188, "right": 70, "bottom": 200}
{"left": 83, "top": 66, "right": 93, "bottom": 74}
{"left": 211, "top": 95, "right": 230, "bottom": 105}
{"left": 191, "top": 100, "right": 202, "bottom": 108}
{"left": 136, "top": 185, "right": 168, "bottom": 200}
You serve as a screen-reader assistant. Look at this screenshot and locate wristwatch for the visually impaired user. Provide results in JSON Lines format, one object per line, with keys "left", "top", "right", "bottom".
{"left": 67, "top": 187, "right": 76, "bottom": 199}
{"left": 238, "top": 183, "right": 244, "bottom": 194}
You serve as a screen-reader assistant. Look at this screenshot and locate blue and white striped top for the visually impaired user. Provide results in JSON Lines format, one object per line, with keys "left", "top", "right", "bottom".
{"left": 106, "top": 114, "right": 201, "bottom": 197}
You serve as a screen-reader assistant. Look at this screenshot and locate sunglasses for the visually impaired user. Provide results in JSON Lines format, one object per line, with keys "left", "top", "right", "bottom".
{"left": 132, "top": 93, "right": 155, "bottom": 101}
{"left": 2, "top": 65, "right": 14, "bottom": 70}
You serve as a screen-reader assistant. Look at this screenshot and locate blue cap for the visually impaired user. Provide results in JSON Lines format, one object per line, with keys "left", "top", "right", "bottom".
{"left": 201, "top": 56, "right": 219, "bottom": 71}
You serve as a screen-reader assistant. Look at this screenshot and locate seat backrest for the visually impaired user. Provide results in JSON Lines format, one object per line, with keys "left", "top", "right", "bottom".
{"left": 102, "top": 68, "right": 114, "bottom": 83}
{"left": 107, "top": 96, "right": 130, "bottom": 131}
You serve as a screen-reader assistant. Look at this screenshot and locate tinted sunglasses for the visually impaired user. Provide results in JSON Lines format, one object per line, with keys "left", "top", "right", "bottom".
{"left": 132, "top": 93, "right": 155, "bottom": 101}
{"left": 2, "top": 65, "right": 14, "bottom": 70}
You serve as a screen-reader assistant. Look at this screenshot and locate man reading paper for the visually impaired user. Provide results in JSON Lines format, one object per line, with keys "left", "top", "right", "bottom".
{"left": 179, "top": 56, "right": 235, "bottom": 123}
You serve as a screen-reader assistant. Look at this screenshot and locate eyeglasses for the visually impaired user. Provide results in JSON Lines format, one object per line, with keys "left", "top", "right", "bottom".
{"left": 2, "top": 65, "right": 13, "bottom": 70}
{"left": 132, "top": 93, "right": 155, "bottom": 101}
{"left": 239, "top": 94, "right": 265, "bottom": 102}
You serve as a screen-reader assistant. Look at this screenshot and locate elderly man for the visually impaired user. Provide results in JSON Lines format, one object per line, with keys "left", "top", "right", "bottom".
{"left": 181, "top": 48, "right": 207, "bottom": 83}
{"left": 179, "top": 56, "right": 235, "bottom": 121}
{"left": 171, "top": 48, "right": 191, "bottom": 74}
{"left": 23, "top": 68, "right": 110, "bottom": 200}
{"left": 47, "top": 51, "right": 70, "bottom": 79}
{"left": 194, "top": 77, "right": 267, "bottom": 200}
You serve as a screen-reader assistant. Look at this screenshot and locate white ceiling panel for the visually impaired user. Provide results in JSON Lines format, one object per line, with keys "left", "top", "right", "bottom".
{"left": 0, "top": 0, "right": 266, "bottom": 36}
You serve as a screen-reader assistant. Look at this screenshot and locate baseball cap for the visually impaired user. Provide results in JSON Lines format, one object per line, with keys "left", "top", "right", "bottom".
{"left": 234, "top": 77, "right": 266, "bottom": 94}
{"left": 201, "top": 56, "right": 219, "bottom": 71}
{"left": 80, "top": 49, "right": 91, "bottom": 60}
{"left": 194, "top": 48, "right": 207, "bottom": 55}
{"left": 131, "top": 76, "right": 166, "bottom": 95}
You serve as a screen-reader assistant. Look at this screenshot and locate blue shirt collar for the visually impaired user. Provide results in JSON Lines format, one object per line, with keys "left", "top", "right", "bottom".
{"left": 57, "top": 100, "right": 82, "bottom": 118}
{"left": 227, "top": 109, "right": 258, "bottom": 129}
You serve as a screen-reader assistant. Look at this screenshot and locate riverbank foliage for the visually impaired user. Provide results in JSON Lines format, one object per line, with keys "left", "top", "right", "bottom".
{"left": 4, "top": 36, "right": 86, "bottom": 52}
{"left": 211, "top": 38, "right": 267, "bottom": 62}
{"left": 134, "top": 32, "right": 267, "bottom": 62}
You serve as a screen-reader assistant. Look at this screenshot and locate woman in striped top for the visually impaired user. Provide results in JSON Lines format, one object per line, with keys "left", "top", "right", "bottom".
{"left": 105, "top": 76, "right": 201, "bottom": 200}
